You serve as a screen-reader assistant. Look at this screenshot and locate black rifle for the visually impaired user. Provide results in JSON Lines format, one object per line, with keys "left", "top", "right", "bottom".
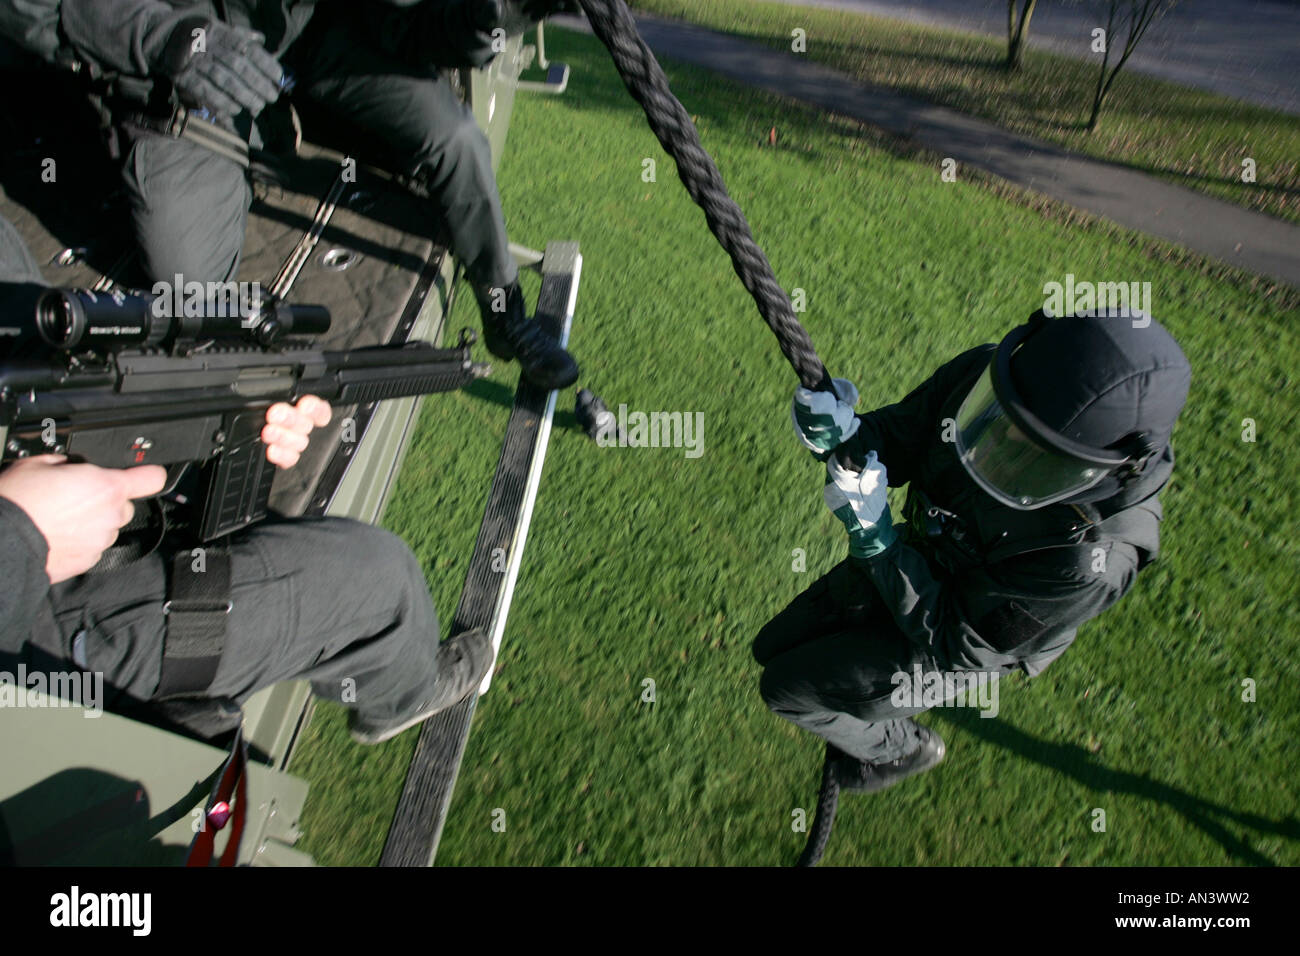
{"left": 0, "top": 288, "right": 489, "bottom": 541}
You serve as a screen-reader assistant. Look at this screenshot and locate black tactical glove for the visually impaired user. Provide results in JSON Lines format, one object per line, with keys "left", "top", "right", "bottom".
{"left": 58, "top": 0, "right": 285, "bottom": 117}
{"left": 156, "top": 16, "right": 285, "bottom": 118}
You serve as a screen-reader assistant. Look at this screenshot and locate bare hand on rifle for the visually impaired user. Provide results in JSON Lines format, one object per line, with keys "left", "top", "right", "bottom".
{"left": 262, "top": 395, "right": 331, "bottom": 469}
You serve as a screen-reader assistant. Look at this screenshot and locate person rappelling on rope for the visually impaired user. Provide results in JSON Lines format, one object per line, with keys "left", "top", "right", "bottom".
{"left": 554, "top": 1, "right": 1191, "bottom": 861}
{"left": 757, "top": 310, "right": 1190, "bottom": 816}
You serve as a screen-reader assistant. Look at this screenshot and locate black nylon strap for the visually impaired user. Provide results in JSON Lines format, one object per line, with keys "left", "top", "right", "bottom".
{"left": 179, "top": 113, "right": 252, "bottom": 167}
{"left": 89, "top": 499, "right": 169, "bottom": 573}
{"left": 120, "top": 106, "right": 251, "bottom": 167}
{"left": 158, "top": 547, "right": 232, "bottom": 699}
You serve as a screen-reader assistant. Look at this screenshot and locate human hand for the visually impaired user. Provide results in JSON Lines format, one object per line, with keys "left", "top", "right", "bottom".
{"left": 0, "top": 456, "right": 166, "bottom": 584}
{"left": 792, "top": 377, "right": 861, "bottom": 456}
{"left": 823, "top": 450, "right": 896, "bottom": 558}
{"left": 262, "top": 395, "right": 331, "bottom": 469}
{"left": 160, "top": 17, "right": 285, "bottom": 117}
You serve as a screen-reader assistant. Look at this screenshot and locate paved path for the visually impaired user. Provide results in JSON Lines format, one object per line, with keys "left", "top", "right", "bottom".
{"left": 553, "top": 12, "right": 1300, "bottom": 287}
{"left": 753, "top": 0, "right": 1300, "bottom": 116}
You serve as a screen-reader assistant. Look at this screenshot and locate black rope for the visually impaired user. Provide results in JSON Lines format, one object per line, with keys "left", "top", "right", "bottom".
{"left": 573, "top": 0, "right": 845, "bottom": 865}
{"left": 796, "top": 744, "right": 841, "bottom": 867}
{"left": 576, "top": 0, "right": 831, "bottom": 391}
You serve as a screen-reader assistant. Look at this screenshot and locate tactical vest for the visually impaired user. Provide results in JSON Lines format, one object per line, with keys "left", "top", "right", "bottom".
{"left": 898, "top": 359, "right": 1166, "bottom": 674}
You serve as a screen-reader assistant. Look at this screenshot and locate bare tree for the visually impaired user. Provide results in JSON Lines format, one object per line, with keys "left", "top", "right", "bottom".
{"left": 1086, "top": 0, "right": 1180, "bottom": 131}
{"left": 1006, "top": 0, "right": 1039, "bottom": 70}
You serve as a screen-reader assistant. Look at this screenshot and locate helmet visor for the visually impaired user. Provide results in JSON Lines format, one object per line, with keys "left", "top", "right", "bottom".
{"left": 954, "top": 365, "right": 1111, "bottom": 509}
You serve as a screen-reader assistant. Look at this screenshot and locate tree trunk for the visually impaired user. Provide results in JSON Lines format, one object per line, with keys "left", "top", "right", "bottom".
{"left": 1087, "top": 2, "right": 1117, "bottom": 131}
{"left": 1087, "top": 0, "right": 1178, "bottom": 131}
{"left": 1006, "top": 0, "right": 1017, "bottom": 67}
{"left": 1088, "top": 63, "right": 1109, "bottom": 131}
{"left": 1005, "top": 0, "right": 1038, "bottom": 71}
{"left": 1086, "top": 92, "right": 1103, "bottom": 131}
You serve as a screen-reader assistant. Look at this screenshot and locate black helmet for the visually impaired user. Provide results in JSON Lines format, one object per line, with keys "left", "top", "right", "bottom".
{"left": 954, "top": 309, "right": 1191, "bottom": 510}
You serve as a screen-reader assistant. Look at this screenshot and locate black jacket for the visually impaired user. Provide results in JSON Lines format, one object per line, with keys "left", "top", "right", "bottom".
{"left": 838, "top": 345, "right": 1167, "bottom": 676}
{"left": 0, "top": 213, "right": 57, "bottom": 651}
{"left": 0, "top": 0, "right": 495, "bottom": 97}
{"left": 0, "top": 499, "right": 54, "bottom": 650}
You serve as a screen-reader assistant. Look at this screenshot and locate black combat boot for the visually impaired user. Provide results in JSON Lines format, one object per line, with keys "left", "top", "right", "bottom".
{"left": 348, "top": 627, "right": 495, "bottom": 745}
{"left": 477, "top": 281, "right": 579, "bottom": 390}
{"left": 829, "top": 725, "right": 946, "bottom": 793}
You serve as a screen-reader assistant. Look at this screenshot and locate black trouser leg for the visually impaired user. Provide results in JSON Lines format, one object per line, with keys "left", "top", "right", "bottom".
{"left": 117, "top": 125, "right": 251, "bottom": 284}
{"left": 39, "top": 518, "right": 441, "bottom": 723}
{"left": 754, "top": 559, "right": 940, "bottom": 764}
{"left": 288, "top": 15, "right": 517, "bottom": 292}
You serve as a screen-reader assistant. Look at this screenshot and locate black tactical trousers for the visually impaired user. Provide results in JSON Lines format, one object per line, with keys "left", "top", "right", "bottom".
{"left": 121, "top": 18, "right": 516, "bottom": 292}
{"left": 753, "top": 558, "right": 1012, "bottom": 764}
{"left": 30, "top": 517, "right": 441, "bottom": 725}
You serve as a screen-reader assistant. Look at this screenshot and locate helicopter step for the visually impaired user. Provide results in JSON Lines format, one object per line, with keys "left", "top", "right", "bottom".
{"left": 380, "top": 240, "right": 580, "bottom": 868}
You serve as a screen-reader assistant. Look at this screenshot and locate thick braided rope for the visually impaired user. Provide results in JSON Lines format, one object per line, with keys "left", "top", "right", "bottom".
{"left": 576, "top": 0, "right": 830, "bottom": 390}
{"left": 796, "top": 745, "right": 841, "bottom": 867}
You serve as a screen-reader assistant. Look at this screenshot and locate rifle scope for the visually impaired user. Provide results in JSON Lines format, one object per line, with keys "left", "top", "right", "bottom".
{"left": 35, "top": 288, "right": 331, "bottom": 350}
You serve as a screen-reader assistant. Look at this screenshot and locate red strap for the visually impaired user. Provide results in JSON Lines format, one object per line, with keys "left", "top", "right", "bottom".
{"left": 218, "top": 759, "right": 249, "bottom": 867}
{"left": 186, "top": 729, "right": 249, "bottom": 867}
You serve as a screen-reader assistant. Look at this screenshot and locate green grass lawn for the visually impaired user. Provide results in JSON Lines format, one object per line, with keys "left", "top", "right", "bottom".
{"left": 289, "top": 25, "right": 1300, "bottom": 866}
{"left": 631, "top": 0, "right": 1300, "bottom": 225}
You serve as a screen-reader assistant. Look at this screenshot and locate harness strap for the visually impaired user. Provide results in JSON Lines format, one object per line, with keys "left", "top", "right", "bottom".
{"left": 121, "top": 106, "right": 251, "bottom": 168}
{"left": 157, "top": 546, "right": 232, "bottom": 699}
{"left": 88, "top": 498, "right": 169, "bottom": 572}
{"left": 186, "top": 726, "right": 249, "bottom": 867}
